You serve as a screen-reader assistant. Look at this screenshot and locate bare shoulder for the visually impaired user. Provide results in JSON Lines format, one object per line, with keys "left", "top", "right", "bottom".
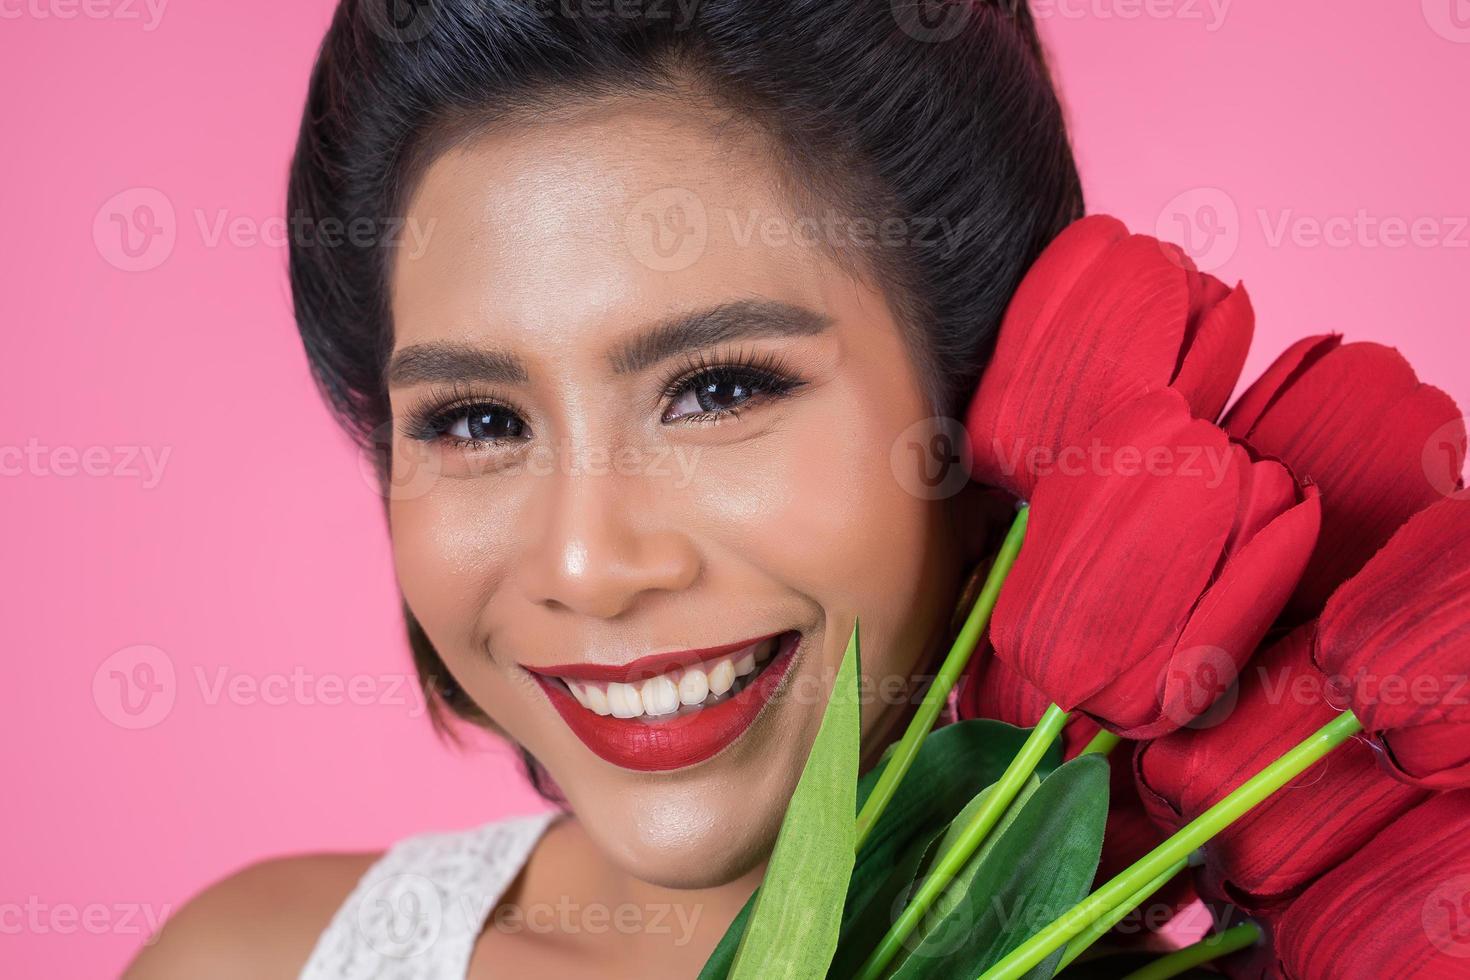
{"left": 122, "top": 850, "right": 380, "bottom": 980}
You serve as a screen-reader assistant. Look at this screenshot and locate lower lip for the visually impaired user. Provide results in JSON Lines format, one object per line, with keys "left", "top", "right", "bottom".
{"left": 531, "top": 632, "right": 802, "bottom": 772}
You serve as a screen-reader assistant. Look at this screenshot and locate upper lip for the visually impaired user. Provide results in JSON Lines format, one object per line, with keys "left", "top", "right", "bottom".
{"left": 525, "top": 630, "right": 788, "bottom": 684}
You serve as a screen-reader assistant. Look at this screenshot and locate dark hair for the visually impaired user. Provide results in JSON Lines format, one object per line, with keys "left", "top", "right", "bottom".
{"left": 287, "top": 0, "right": 1083, "bottom": 801}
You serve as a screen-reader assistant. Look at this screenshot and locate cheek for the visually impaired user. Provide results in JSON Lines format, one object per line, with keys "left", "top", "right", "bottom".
{"left": 684, "top": 397, "right": 954, "bottom": 677}
{"left": 388, "top": 461, "right": 522, "bottom": 653}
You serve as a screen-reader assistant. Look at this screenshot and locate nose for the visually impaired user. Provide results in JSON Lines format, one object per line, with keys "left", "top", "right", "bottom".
{"left": 514, "top": 464, "right": 702, "bottom": 620}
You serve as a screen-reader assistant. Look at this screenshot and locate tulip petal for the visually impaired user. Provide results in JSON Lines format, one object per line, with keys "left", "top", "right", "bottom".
{"left": 968, "top": 230, "right": 1190, "bottom": 498}
{"left": 1146, "top": 480, "right": 1320, "bottom": 739}
{"left": 991, "top": 389, "right": 1237, "bottom": 728}
{"left": 1221, "top": 334, "right": 1340, "bottom": 438}
{"left": 1381, "top": 723, "right": 1470, "bottom": 790}
{"left": 1274, "top": 791, "right": 1470, "bottom": 979}
{"left": 1230, "top": 342, "right": 1465, "bottom": 616}
{"left": 1135, "top": 626, "right": 1427, "bottom": 913}
{"left": 1173, "top": 282, "right": 1254, "bottom": 423}
{"left": 1316, "top": 497, "right": 1470, "bottom": 787}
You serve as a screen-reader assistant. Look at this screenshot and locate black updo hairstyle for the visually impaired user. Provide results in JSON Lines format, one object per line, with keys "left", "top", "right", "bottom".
{"left": 287, "top": 0, "right": 1083, "bottom": 801}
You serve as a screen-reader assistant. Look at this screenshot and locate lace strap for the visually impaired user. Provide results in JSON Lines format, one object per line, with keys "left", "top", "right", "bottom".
{"left": 301, "top": 810, "right": 558, "bottom": 979}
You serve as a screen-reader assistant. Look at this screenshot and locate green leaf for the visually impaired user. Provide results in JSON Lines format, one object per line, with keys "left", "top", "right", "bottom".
{"left": 699, "top": 719, "right": 1066, "bottom": 980}
{"left": 889, "top": 754, "right": 1110, "bottom": 980}
{"left": 725, "top": 620, "right": 863, "bottom": 980}
{"left": 828, "top": 721, "right": 1065, "bottom": 979}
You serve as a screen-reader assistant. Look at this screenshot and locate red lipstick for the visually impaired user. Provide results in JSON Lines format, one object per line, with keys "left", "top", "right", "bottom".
{"left": 529, "top": 631, "right": 801, "bottom": 772}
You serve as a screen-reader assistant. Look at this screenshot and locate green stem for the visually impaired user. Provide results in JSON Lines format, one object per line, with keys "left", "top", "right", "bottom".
{"left": 1055, "top": 858, "right": 1188, "bottom": 970}
{"left": 855, "top": 506, "right": 1030, "bottom": 849}
{"left": 1078, "top": 729, "right": 1122, "bottom": 757}
{"left": 978, "top": 711, "right": 1362, "bottom": 980}
{"left": 1118, "top": 922, "right": 1263, "bottom": 980}
{"left": 855, "top": 703, "right": 1069, "bottom": 980}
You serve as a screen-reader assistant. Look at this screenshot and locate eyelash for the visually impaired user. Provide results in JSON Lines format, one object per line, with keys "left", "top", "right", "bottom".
{"left": 402, "top": 349, "right": 807, "bottom": 448}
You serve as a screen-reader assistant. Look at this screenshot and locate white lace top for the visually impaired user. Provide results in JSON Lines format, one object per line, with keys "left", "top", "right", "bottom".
{"left": 300, "top": 810, "right": 558, "bottom": 979}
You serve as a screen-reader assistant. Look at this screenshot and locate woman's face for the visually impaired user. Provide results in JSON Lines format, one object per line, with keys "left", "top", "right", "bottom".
{"left": 387, "top": 96, "right": 970, "bottom": 888}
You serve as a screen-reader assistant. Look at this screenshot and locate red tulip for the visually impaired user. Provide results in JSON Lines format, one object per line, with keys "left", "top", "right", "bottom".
{"left": 1135, "top": 624, "right": 1427, "bottom": 913}
{"left": 1314, "top": 496, "right": 1470, "bottom": 789}
{"left": 1273, "top": 790, "right": 1470, "bottom": 978}
{"left": 990, "top": 388, "right": 1320, "bottom": 738}
{"left": 1224, "top": 336, "right": 1465, "bottom": 618}
{"left": 966, "top": 214, "right": 1254, "bottom": 500}
{"left": 955, "top": 644, "right": 1099, "bottom": 758}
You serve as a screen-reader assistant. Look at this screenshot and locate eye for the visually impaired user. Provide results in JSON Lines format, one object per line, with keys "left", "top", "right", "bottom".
{"left": 444, "top": 404, "right": 528, "bottom": 442}
{"left": 408, "top": 398, "right": 530, "bottom": 445}
{"left": 661, "top": 356, "right": 805, "bottom": 423}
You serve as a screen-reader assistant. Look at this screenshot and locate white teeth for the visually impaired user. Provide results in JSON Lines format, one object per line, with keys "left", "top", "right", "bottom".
{"left": 734, "top": 649, "right": 756, "bottom": 677}
{"left": 560, "top": 634, "right": 790, "bottom": 719}
{"left": 640, "top": 675, "right": 680, "bottom": 717}
{"left": 678, "top": 667, "right": 710, "bottom": 705}
{"left": 607, "top": 682, "right": 643, "bottom": 719}
{"left": 583, "top": 684, "right": 610, "bottom": 716}
{"left": 708, "top": 658, "right": 736, "bottom": 697}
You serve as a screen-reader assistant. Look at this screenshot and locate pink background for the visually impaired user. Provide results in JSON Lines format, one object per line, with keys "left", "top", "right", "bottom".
{"left": 3, "top": 2, "right": 1466, "bottom": 975}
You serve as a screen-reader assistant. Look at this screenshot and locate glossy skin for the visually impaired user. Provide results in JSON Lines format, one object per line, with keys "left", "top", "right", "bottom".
{"left": 127, "top": 94, "right": 988, "bottom": 977}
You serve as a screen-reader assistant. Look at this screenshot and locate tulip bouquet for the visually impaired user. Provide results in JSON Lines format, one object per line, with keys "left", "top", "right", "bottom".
{"left": 697, "top": 215, "right": 1469, "bottom": 979}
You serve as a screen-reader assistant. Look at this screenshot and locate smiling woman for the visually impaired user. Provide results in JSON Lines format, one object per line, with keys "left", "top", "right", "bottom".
{"left": 123, "top": 0, "right": 1082, "bottom": 977}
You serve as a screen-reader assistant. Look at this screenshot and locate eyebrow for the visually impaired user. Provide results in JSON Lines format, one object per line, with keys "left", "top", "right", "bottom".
{"left": 385, "top": 299, "right": 833, "bottom": 387}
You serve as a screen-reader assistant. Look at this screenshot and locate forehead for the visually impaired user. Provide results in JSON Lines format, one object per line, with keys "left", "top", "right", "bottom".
{"left": 388, "top": 97, "right": 847, "bottom": 358}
